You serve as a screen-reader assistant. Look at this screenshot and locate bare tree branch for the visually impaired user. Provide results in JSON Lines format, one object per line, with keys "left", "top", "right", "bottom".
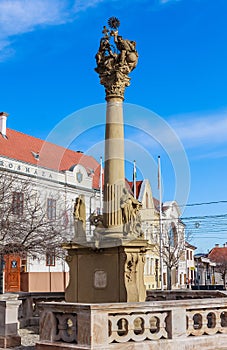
{"left": 0, "top": 171, "right": 70, "bottom": 259}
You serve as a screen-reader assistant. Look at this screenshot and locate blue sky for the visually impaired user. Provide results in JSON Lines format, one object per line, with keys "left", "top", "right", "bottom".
{"left": 0, "top": 0, "right": 227, "bottom": 252}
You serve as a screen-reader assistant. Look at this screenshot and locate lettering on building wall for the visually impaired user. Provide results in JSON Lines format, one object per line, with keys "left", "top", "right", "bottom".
{"left": 0, "top": 158, "right": 55, "bottom": 180}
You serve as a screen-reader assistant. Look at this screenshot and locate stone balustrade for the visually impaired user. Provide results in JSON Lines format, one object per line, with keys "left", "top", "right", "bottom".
{"left": 18, "top": 292, "right": 64, "bottom": 328}
{"left": 36, "top": 297, "right": 227, "bottom": 349}
{"left": 187, "top": 307, "right": 227, "bottom": 336}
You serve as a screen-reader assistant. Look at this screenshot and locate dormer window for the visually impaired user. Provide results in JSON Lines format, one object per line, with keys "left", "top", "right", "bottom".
{"left": 31, "top": 151, "right": 39, "bottom": 160}
{"left": 0, "top": 132, "right": 8, "bottom": 139}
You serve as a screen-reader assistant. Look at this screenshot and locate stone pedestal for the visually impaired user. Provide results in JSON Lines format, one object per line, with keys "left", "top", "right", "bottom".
{"left": 0, "top": 293, "right": 21, "bottom": 348}
{"left": 63, "top": 239, "right": 148, "bottom": 303}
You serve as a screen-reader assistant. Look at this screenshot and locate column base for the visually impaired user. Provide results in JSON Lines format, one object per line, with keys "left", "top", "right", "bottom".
{"left": 63, "top": 238, "right": 148, "bottom": 303}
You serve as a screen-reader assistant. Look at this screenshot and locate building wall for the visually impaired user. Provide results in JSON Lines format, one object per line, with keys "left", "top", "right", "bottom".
{"left": 138, "top": 180, "right": 161, "bottom": 290}
{"left": 20, "top": 272, "right": 69, "bottom": 292}
{"left": 0, "top": 154, "right": 101, "bottom": 292}
{"left": 161, "top": 202, "right": 187, "bottom": 289}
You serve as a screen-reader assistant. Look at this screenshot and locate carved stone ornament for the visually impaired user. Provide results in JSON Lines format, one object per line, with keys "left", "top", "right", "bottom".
{"left": 125, "top": 252, "right": 138, "bottom": 282}
{"left": 94, "top": 270, "right": 107, "bottom": 289}
{"left": 95, "top": 17, "right": 138, "bottom": 100}
{"left": 76, "top": 170, "right": 83, "bottom": 183}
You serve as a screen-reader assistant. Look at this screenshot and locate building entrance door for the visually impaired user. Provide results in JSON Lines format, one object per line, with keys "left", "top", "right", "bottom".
{"left": 4, "top": 255, "right": 21, "bottom": 292}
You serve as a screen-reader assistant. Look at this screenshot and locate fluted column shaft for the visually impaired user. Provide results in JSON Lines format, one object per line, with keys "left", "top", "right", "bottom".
{"left": 104, "top": 98, "right": 125, "bottom": 228}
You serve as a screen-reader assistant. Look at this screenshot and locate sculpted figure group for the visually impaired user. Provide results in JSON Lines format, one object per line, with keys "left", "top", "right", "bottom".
{"left": 95, "top": 24, "right": 138, "bottom": 99}
{"left": 87, "top": 187, "right": 143, "bottom": 238}
{"left": 120, "top": 188, "right": 143, "bottom": 238}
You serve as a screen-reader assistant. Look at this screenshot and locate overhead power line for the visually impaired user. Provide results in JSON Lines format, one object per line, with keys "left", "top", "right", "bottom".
{"left": 179, "top": 200, "right": 227, "bottom": 208}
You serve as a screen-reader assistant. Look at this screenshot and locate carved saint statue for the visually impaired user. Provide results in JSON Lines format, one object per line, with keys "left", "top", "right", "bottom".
{"left": 120, "top": 188, "right": 143, "bottom": 236}
{"left": 73, "top": 195, "right": 86, "bottom": 242}
{"left": 113, "top": 33, "right": 138, "bottom": 70}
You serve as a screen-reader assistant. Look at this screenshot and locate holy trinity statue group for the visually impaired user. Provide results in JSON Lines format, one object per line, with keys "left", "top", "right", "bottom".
{"left": 95, "top": 17, "right": 138, "bottom": 100}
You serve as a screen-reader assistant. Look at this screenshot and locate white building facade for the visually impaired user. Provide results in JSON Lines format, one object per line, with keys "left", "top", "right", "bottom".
{"left": 0, "top": 116, "right": 101, "bottom": 292}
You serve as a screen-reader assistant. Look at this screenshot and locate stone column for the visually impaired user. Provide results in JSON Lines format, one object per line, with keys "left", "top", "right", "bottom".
{"left": 104, "top": 98, "right": 125, "bottom": 228}
{"left": 63, "top": 18, "right": 148, "bottom": 305}
{"left": 95, "top": 18, "right": 138, "bottom": 232}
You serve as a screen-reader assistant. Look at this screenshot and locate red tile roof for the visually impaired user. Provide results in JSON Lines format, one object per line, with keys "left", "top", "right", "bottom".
{"left": 128, "top": 180, "right": 160, "bottom": 212}
{"left": 185, "top": 242, "right": 197, "bottom": 250}
{"left": 209, "top": 247, "right": 227, "bottom": 263}
{"left": 153, "top": 197, "right": 160, "bottom": 211}
{"left": 0, "top": 129, "right": 100, "bottom": 189}
{"left": 128, "top": 180, "right": 143, "bottom": 199}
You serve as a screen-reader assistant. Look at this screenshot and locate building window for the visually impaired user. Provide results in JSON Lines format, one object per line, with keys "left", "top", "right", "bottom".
{"left": 155, "top": 259, "right": 159, "bottom": 283}
{"left": 163, "top": 273, "right": 167, "bottom": 286}
{"left": 12, "top": 192, "right": 24, "bottom": 215}
{"left": 169, "top": 224, "right": 177, "bottom": 247}
{"left": 150, "top": 258, "right": 153, "bottom": 275}
{"left": 47, "top": 199, "right": 56, "bottom": 220}
{"left": 190, "top": 251, "right": 193, "bottom": 260}
{"left": 145, "top": 257, "right": 150, "bottom": 275}
{"left": 46, "top": 251, "right": 55, "bottom": 266}
{"left": 146, "top": 192, "right": 149, "bottom": 208}
{"left": 186, "top": 250, "right": 189, "bottom": 260}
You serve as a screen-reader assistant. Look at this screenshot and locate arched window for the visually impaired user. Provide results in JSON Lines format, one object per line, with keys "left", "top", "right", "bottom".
{"left": 146, "top": 192, "right": 149, "bottom": 208}
{"left": 169, "top": 223, "right": 177, "bottom": 247}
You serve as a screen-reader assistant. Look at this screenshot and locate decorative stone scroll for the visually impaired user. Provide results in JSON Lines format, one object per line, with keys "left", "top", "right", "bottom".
{"left": 108, "top": 312, "right": 169, "bottom": 343}
{"left": 186, "top": 307, "right": 227, "bottom": 336}
{"left": 39, "top": 311, "right": 77, "bottom": 343}
{"left": 95, "top": 17, "right": 138, "bottom": 100}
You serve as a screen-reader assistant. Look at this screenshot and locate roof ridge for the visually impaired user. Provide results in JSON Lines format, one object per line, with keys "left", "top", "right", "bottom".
{"left": 8, "top": 128, "right": 75, "bottom": 153}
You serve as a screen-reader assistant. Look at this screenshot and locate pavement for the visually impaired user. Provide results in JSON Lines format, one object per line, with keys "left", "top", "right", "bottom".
{"left": 1, "top": 327, "right": 227, "bottom": 350}
{"left": 0, "top": 327, "right": 39, "bottom": 350}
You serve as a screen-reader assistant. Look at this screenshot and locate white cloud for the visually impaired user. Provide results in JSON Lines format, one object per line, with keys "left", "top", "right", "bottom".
{"left": 73, "top": 0, "right": 105, "bottom": 13}
{"left": 193, "top": 149, "right": 227, "bottom": 160}
{"left": 0, "top": 0, "right": 109, "bottom": 61}
{"left": 158, "top": 0, "right": 181, "bottom": 4}
{"left": 0, "top": 0, "right": 71, "bottom": 60}
{"left": 169, "top": 110, "right": 227, "bottom": 148}
{"left": 0, "top": 40, "right": 14, "bottom": 62}
{"left": 0, "top": 0, "right": 181, "bottom": 61}
{"left": 0, "top": 0, "right": 69, "bottom": 36}
{"left": 124, "top": 108, "right": 227, "bottom": 161}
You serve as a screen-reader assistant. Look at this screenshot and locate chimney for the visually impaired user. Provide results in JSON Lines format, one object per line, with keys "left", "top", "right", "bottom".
{"left": 0, "top": 112, "right": 9, "bottom": 137}
{"left": 215, "top": 244, "right": 219, "bottom": 247}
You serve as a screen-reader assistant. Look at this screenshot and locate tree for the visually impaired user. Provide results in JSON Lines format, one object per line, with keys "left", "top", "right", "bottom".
{"left": 0, "top": 170, "right": 70, "bottom": 290}
{"left": 152, "top": 218, "right": 186, "bottom": 290}
{"left": 209, "top": 248, "right": 227, "bottom": 287}
{"left": 161, "top": 221, "right": 186, "bottom": 290}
